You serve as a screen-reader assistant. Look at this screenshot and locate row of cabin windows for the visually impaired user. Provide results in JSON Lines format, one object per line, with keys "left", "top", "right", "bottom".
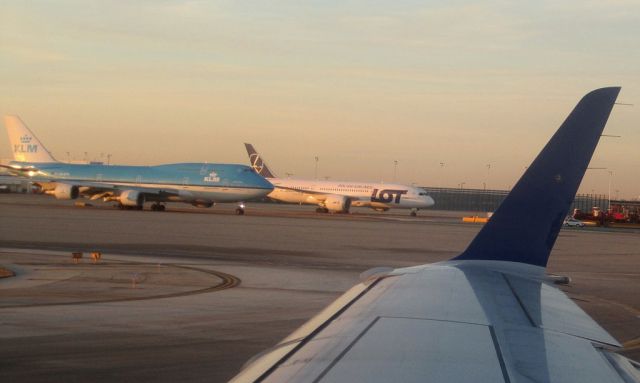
{"left": 287, "top": 186, "right": 372, "bottom": 193}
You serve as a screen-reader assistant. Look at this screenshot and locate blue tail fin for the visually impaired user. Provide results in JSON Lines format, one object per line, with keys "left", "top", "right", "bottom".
{"left": 454, "top": 87, "right": 620, "bottom": 267}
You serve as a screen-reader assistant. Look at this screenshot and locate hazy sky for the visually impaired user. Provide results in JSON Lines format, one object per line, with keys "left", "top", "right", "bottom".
{"left": 1, "top": 1, "right": 639, "bottom": 198}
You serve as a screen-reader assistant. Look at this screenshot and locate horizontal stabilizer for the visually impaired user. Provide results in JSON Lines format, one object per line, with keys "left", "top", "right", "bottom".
{"left": 454, "top": 87, "right": 620, "bottom": 267}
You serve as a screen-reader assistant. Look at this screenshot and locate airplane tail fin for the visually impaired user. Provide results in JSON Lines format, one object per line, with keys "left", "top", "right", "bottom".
{"left": 454, "top": 87, "right": 620, "bottom": 267}
{"left": 4, "top": 115, "right": 57, "bottom": 163}
{"left": 244, "top": 143, "right": 277, "bottom": 178}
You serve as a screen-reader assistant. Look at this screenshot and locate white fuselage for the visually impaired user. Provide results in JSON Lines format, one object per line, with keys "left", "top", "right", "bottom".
{"left": 267, "top": 178, "right": 434, "bottom": 210}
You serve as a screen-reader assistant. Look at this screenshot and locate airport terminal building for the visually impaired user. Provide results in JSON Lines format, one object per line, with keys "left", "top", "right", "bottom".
{"left": 421, "top": 187, "right": 609, "bottom": 214}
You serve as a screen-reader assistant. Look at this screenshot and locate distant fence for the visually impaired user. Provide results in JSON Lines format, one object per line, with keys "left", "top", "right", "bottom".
{"left": 421, "top": 187, "right": 607, "bottom": 213}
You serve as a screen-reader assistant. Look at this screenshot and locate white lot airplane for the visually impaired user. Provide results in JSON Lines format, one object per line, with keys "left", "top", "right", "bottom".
{"left": 245, "top": 144, "right": 434, "bottom": 216}
{"left": 231, "top": 88, "right": 640, "bottom": 382}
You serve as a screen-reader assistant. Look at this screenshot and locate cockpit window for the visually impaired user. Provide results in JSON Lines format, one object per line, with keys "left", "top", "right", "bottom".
{"left": 419, "top": 192, "right": 428, "bottom": 196}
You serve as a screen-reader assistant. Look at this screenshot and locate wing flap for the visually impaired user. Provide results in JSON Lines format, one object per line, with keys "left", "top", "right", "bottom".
{"left": 505, "top": 274, "right": 620, "bottom": 346}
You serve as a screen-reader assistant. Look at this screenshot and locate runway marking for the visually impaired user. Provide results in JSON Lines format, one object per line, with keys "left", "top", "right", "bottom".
{"left": 0, "top": 260, "right": 241, "bottom": 309}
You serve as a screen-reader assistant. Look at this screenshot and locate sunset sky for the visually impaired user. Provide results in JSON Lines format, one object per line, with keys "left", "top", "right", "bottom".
{"left": 1, "top": 1, "right": 639, "bottom": 198}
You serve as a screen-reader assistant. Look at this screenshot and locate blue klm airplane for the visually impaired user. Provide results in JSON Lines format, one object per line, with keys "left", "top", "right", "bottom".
{"left": 230, "top": 88, "right": 640, "bottom": 382}
{"left": 2, "top": 116, "right": 273, "bottom": 214}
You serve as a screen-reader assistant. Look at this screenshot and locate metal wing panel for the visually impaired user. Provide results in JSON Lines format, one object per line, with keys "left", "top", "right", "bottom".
{"left": 500, "top": 326, "right": 624, "bottom": 383}
{"left": 235, "top": 262, "right": 630, "bottom": 383}
{"left": 505, "top": 274, "right": 621, "bottom": 346}
{"left": 356, "top": 266, "right": 491, "bottom": 325}
{"left": 318, "top": 317, "right": 507, "bottom": 383}
{"left": 252, "top": 266, "right": 499, "bottom": 382}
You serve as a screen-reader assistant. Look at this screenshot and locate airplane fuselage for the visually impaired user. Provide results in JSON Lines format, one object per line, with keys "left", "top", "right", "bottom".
{"left": 268, "top": 178, "right": 434, "bottom": 210}
{"left": 11, "top": 161, "right": 273, "bottom": 203}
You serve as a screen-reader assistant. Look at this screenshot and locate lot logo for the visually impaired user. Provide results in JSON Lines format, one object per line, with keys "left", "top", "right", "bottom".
{"left": 204, "top": 171, "right": 220, "bottom": 183}
{"left": 371, "top": 188, "right": 407, "bottom": 204}
{"left": 249, "top": 153, "right": 264, "bottom": 174}
{"left": 14, "top": 135, "right": 38, "bottom": 154}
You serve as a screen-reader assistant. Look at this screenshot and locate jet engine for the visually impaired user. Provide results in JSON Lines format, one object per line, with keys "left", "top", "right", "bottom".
{"left": 50, "top": 183, "right": 79, "bottom": 200}
{"left": 119, "top": 190, "right": 145, "bottom": 207}
{"left": 192, "top": 201, "right": 214, "bottom": 208}
{"left": 324, "top": 194, "right": 351, "bottom": 213}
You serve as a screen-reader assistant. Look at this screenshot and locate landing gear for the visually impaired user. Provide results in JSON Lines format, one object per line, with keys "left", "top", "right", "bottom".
{"left": 410, "top": 208, "right": 418, "bottom": 217}
{"left": 151, "top": 203, "right": 166, "bottom": 212}
{"left": 236, "top": 202, "right": 245, "bottom": 215}
{"left": 116, "top": 202, "right": 154, "bottom": 211}
{"left": 315, "top": 207, "right": 329, "bottom": 213}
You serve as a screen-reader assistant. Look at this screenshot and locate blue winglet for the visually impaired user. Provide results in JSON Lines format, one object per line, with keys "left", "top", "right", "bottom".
{"left": 454, "top": 87, "right": 620, "bottom": 267}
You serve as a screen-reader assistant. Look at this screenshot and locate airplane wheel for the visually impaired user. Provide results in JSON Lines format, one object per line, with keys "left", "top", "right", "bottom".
{"left": 315, "top": 207, "right": 323, "bottom": 213}
{"left": 410, "top": 211, "right": 417, "bottom": 217}
{"left": 151, "top": 203, "right": 165, "bottom": 211}
{"left": 236, "top": 208, "right": 245, "bottom": 215}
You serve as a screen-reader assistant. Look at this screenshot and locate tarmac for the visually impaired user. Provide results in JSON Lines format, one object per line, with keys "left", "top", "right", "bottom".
{"left": 0, "top": 193, "right": 639, "bottom": 382}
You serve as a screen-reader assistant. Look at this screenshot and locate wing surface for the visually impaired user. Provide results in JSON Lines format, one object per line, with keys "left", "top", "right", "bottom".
{"left": 234, "top": 263, "right": 638, "bottom": 383}
{"left": 73, "top": 181, "right": 182, "bottom": 199}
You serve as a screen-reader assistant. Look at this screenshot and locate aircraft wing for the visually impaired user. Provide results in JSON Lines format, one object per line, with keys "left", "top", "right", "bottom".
{"left": 232, "top": 262, "right": 639, "bottom": 382}
{"left": 274, "top": 186, "right": 372, "bottom": 203}
{"left": 74, "top": 182, "right": 182, "bottom": 200}
{"left": 231, "top": 88, "right": 640, "bottom": 382}
{"left": 26, "top": 178, "right": 180, "bottom": 200}
{"left": 275, "top": 185, "right": 326, "bottom": 196}
{"left": 273, "top": 185, "right": 329, "bottom": 202}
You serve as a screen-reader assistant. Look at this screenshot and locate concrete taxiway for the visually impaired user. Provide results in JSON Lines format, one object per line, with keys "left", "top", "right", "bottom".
{"left": 0, "top": 194, "right": 639, "bottom": 382}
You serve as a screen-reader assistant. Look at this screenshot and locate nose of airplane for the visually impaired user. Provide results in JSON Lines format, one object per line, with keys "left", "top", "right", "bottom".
{"left": 424, "top": 195, "right": 435, "bottom": 207}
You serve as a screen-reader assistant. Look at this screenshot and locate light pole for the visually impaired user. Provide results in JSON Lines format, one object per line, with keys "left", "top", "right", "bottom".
{"left": 439, "top": 162, "right": 445, "bottom": 188}
{"left": 314, "top": 156, "right": 319, "bottom": 180}
{"left": 107, "top": 154, "right": 112, "bottom": 166}
{"left": 486, "top": 163, "right": 491, "bottom": 190}
{"left": 608, "top": 171, "right": 613, "bottom": 211}
{"left": 393, "top": 160, "right": 398, "bottom": 183}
